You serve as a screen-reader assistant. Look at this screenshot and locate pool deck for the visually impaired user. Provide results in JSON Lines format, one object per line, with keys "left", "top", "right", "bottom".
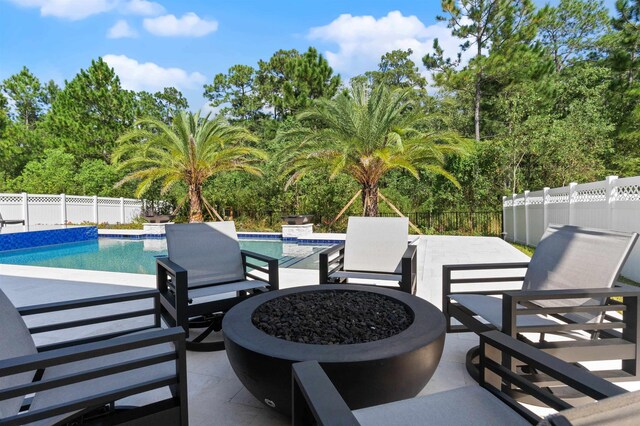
{"left": 1, "top": 235, "right": 639, "bottom": 425}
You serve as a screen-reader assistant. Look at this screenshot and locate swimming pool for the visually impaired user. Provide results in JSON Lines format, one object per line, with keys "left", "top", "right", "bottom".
{"left": 0, "top": 238, "right": 329, "bottom": 274}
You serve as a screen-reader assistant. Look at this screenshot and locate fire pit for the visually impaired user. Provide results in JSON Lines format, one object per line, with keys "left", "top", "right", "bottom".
{"left": 281, "top": 214, "right": 313, "bottom": 225}
{"left": 222, "top": 284, "right": 445, "bottom": 415}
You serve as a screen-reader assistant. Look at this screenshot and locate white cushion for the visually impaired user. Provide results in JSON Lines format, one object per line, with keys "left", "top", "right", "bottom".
{"left": 344, "top": 217, "right": 409, "bottom": 274}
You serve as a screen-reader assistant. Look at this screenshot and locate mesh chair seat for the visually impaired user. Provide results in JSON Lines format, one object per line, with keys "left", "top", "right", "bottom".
{"left": 353, "top": 386, "right": 529, "bottom": 426}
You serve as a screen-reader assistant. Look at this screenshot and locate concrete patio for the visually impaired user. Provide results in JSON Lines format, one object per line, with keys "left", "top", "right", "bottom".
{"left": 0, "top": 235, "right": 638, "bottom": 425}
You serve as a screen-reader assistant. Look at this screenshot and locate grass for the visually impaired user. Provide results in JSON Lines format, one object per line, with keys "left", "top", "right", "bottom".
{"left": 510, "top": 243, "right": 535, "bottom": 257}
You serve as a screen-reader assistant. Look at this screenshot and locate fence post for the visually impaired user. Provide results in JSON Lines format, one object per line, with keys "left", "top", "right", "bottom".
{"left": 502, "top": 196, "right": 507, "bottom": 238}
{"left": 512, "top": 194, "right": 517, "bottom": 242}
{"left": 542, "top": 187, "right": 550, "bottom": 230}
{"left": 60, "top": 193, "right": 66, "bottom": 225}
{"left": 568, "top": 182, "right": 577, "bottom": 225}
{"left": 21, "top": 192, "right": 29, "bottom": 227}
{"left": 523, "top": 190, "right": 530, "bottom": 245}
{"left": 93, "top": 196, "right": 98, "bottom": 224}
{"left": 120, "top": 197, "right": 125, "bottom": 224}
{"left": 606, "top": 175, "right": 618, "bottom": 230}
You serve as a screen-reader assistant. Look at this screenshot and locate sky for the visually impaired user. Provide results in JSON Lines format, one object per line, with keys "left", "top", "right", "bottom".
{"left": 0, "top": 0, "right": 620, "bottom": 111}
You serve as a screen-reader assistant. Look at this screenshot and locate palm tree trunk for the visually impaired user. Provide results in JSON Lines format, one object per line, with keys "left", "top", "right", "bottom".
{"left": 362, "top": 184, "right": 379, "bottom": 217}
{"left": 188, "top": 184, "right": 204, "bottom": 223}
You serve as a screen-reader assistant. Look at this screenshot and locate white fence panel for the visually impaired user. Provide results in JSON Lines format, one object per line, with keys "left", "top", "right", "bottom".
{"left": 573, "top": 181, "right": 608, "bottom": 229}
{"left": 546, "top": 187, "right": 570, "bottom": 226}
{"left": 124, "top": 199, "right": 143, "bottom": 223}
{"left": 0, "top": 194, "right": 23, "bottom": 220}
{"left": 528, "top": 190, "right": 545, "bottom": 245}
{"left": 611, "top": 176, "right": 640, "bottom": 280}
{"left": 66, "top": 195, "right": 95, "bottom": 224}
{"left": 27, "top": 194, "right": 62, "bottom": 225}
{"left": 0, "top": 193, "right": 143, "bottom": 225}
{"left": 504, "top": 176, "right": 640, "bottom": 282}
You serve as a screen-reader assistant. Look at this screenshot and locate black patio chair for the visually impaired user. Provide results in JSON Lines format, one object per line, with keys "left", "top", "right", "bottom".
{"left": 157, "top": 221, "right": 279, "bottom": 351}
{"left": 442, "top": 224, "right": 640, "bottom": 382}
{"left": 0, "top": 287, "right": 188, "bottom": 426}
{"left": 0, "top": 211, "right": 25, "bottom": 227}
{"left": 319, "top": 217, "right": 417, "bottom": 294}
{"left": 292, "top": 330, "right": 637, "bottom": 425}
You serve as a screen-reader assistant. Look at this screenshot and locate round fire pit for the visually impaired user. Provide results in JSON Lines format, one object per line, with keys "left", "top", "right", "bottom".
{"left": 222, "top": 285, "right": 446, "bottom": 415}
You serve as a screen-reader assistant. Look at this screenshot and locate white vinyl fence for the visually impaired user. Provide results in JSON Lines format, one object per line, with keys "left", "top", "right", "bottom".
{"left": 0, "top": 193, "right": 144, "bottom": 226}
{"left": 503, "top": 175, "right": 640, "bottom": 282}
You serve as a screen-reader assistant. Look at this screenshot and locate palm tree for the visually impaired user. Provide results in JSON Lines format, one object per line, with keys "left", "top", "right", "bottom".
{"left": 279, "top": 83, "right": 468, "bottom": 217}
{"left": 113, "top": 110, "right": 266, "bottom": 222}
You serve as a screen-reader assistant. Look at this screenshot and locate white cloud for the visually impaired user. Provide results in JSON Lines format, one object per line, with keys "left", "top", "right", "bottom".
{"left": 308, "top": 11, "right": 471, "bottom": 78}
{"left": 103, "top": 54, "right": 206, "bottom": 92}
{"left": 120, "top": 0, "right": 164, "bottom": 16}
{"left": 107, "top": 19, "right": 137, "bottom": 38}
{"left": 143, "top": 12, "right": 218, "bottom": 37}
{"left": 8, "top": 0, "right": 164, "bottom": 20}
{"left": 8, "top": 0, "right": 116, "bottom": 20}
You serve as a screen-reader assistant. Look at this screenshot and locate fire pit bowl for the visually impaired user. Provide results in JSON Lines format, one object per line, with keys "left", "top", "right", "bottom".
{"left": 222, "top": 284, "right": 445, "bottom": 415}
{"left": 281, "top": 214, "right": 313, "bottom": 225}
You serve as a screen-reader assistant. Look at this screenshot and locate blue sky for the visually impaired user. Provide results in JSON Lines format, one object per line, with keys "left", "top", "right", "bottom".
{"left": 0, "top": 0, "right": 619, "bottom": 111}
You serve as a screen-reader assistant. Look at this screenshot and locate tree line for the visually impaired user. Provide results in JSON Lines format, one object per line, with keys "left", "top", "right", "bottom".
{"left": 1, "top": 0, "right": 638, "bottom": 229}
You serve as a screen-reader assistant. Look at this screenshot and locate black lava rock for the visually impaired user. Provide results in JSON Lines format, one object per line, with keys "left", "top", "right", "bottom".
{"left": 251, "top": 290, "right": 413, "bottom": 344}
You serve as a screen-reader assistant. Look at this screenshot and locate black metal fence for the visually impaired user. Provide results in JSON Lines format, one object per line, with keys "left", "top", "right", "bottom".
{"left": 378, "top": 211, "right": 503, "bottom": 236}
{"left": 230, "top": 209, "right": 503, "bottom": 236}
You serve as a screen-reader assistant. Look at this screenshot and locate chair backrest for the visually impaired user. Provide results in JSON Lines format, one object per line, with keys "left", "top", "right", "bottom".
{"left": 0, "top": 288, "right": 38, "bottom": 418}
{"left": 343, "top": 217, "right": 409, "bottom": 274}
{"left": 165, "top": 221, "right": 245, "bottom": 288}
{"left": 522, "top": 225, "right": 638, "bottom": 308}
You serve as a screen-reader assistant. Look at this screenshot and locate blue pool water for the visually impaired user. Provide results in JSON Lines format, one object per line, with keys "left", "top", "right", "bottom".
{"left": 0, "top": 238, "right": 328, "bottom": 274}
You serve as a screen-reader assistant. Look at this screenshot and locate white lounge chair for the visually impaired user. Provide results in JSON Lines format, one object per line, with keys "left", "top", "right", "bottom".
{"left": 319, "top": 217, "right": 417, "bottom": 294}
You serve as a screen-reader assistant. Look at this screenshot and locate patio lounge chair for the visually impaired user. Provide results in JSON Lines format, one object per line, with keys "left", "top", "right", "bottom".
{"left": 157, "top": 221, "right": 279, "bottom": 351}
{"left": 292, "top": 330, "right": 636, "bottom": 425}
{"left": 0, "top": 288, "right": 188, "bottom": 425}
{"left": 0, "top": 211, "right": 24, "bottom": 227}
{"left": 442, "top": 224, "right": 640, "bottom": 382}
{"left": 319, "top": 217, "right": 417, "bottom": 294}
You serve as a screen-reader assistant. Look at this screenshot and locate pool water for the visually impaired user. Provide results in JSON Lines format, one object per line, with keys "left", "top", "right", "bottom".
{"left": 0, "top": 238, "right": 328, "bottom": 274}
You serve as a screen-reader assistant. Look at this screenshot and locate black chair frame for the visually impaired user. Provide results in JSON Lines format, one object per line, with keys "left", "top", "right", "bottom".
{"left": 442, "top": 262, "right": 640, "bottom": 382}
{"left": 0, "top": 289, "right": 188, "bottom": 426}
{"left": 319, "top": 243, "right": 417, "bottom": 294}
{"left": 292, "top": 330, "right": 627, "bottom": 426}
{"left": 157, "top": 249, "right": 279, "bottom": 351}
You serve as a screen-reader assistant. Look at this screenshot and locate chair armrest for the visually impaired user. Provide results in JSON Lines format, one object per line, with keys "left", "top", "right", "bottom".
{"left": 241, "top": 250, "right": 279, "bottom": 290}
{"left": 156, "top": 256, "right": 188, "bottom": 295}
{"left": 442, "top": 261, "right": 530, "bottom": 322}
{"left": 292, "top": 361, "right": 359, "bottom": 426}
{"left": 319, "top": 243, "right": 346, "bottom": 284}
{"left": 480, "top": 330, "right": 626, "bottom": 401}
{"left": 17, "top": 289, "right": 159, "bottom": 316}
{"left": 0, "top": 327, "right": 186, "bottom": 425}
{"left": 401, "top": 245, "right": 417, "bottom": 294}
{"left": 501, "top": 286, "right": 640, "bottom": 335}
{"left": 17, "top": 290, "right": 163, "bottom": 351}
{"left": 241, "top": 249, "right": 277, "bottom": 263}
{"left": 156, "top": 256, "right": 187, "bottom": 277}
